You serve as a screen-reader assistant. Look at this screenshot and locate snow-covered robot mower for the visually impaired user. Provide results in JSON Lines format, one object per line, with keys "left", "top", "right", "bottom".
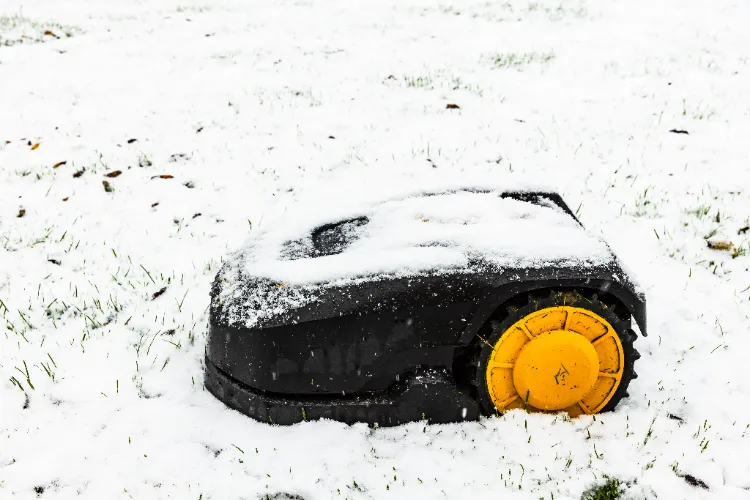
{"left": 205, "top": 187, "right": 645, "bottom": 425}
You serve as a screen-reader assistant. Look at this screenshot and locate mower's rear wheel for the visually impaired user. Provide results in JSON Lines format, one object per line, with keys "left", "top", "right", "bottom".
{"left": 474, "top": 290, "right": 639, "bottom": 417}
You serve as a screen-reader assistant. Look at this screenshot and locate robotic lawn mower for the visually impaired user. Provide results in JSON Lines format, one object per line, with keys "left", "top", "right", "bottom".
{"left": 205, "top": 186, "right": 645, "bottom": 426}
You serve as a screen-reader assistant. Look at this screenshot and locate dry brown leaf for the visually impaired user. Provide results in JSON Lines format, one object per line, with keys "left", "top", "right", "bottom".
{"left": 52, "top": 161, "right": 67, "bottom": 169}
{"left": 707, "top": 240, "right": 733, "bottom": 251}
{"left": 30, "top": 143, "right": 40, "bottom": 151}
{"left": 105, "top": 170, "right": 122, "bottom": 178}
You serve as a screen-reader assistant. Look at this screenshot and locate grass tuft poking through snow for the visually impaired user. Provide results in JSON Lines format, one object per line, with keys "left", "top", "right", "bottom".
{"left": 0, "top": 14, "right": 79, "bottom": 46}
{"left": 582, "top": 477, "right": 623, "bottom": 500}
{"left": 488, "top": 51, "right": 556, "bottom": 69}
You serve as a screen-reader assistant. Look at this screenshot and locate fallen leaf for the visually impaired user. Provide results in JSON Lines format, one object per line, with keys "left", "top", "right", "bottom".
{"left": 169, "top": 153, "right": 189, "bottom": 162}
{"left": 679, "top": 473, "right": 709, "bottom": 490}
{"left": 669, "top": 129, "right": 689, "bottom": 135}
{"left": 739, "top": 226, "right": 749, "bottom": 235}
{"left": 707, "top": 240, "right": 733, "bottom": 251}
{"left": 73, "top": 168, "right": 85, "bottom": 178}
{"left": 152, "top": 287, "right": 167, "bottom": 299}
{"left": 17, "top": 209, "right": 26, "bottom": 218}
{"left": 105, "top": 170, "right": 122, "bottom": 178}
{"left": 102, "top": 180, "right": 114, "bottom": 193}
{"left": 52, "top": 161, "right": 67, "bottom": 169}
{"left": 446, "top": 103, "right": 460, "bottom": 109}
{"left": 30, "top": 143, "right": 40, "bottom": 150}
{"left": 153, "top": 174, "right": 174, "bottom": 179}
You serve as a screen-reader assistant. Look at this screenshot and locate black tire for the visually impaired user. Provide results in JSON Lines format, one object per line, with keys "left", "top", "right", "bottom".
{"left": 468, "top": 289, "right": 640, "bottom": 416}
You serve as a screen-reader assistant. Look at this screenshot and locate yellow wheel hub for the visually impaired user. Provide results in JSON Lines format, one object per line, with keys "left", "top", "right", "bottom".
{"left": 485, "top": 305, "right": 624, "bottom": 416}
{"left": 513, "top": 330, "right": 599, "bottom": 410}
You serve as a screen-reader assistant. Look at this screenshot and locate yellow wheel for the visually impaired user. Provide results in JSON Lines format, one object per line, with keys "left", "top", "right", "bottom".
{"left": 476, "top": 291, "right": 638, "bottom": 417}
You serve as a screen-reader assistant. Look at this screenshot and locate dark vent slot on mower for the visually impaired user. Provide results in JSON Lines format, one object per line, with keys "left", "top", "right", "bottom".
{"left": 311, "top": 216, "right": 369, "bottom": 257}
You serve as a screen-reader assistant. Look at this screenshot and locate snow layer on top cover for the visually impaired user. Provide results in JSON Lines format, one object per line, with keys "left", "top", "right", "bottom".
{"left": 215, "top": 174, "right": 614, "bottom": 328}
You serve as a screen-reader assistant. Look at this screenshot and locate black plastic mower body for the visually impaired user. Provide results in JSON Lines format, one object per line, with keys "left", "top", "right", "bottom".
{"left": 205, "top": 191, "right": 646, "bottom": 425}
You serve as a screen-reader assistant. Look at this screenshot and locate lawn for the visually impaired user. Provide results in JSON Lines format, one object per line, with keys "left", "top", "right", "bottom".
{"left": 1, "top": 0, "right": 750, "bottom": 498}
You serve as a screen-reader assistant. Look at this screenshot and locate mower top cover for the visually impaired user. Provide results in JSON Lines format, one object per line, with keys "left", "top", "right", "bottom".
{"left": 213, "top": 185, "right": 620, "bottom": 330}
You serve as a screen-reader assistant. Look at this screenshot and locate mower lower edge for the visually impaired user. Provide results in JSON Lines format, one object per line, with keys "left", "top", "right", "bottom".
{"left": 204, "top": 357, "right": 480, "bottom": 426}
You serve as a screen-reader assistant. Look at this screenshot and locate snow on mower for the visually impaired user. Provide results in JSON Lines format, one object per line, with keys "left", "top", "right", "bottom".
{"left": 205, "top": 185, "right": 645, "bottom": 426}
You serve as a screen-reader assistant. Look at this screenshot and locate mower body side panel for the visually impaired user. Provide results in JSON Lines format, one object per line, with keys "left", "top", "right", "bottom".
{"left": 207, "top": 300, "right": 475, "bottom": 396}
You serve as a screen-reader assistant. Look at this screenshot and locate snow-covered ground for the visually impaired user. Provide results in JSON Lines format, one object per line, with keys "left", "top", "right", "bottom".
{"left": 2, "top": 0, "right": 750, "bottom": 498}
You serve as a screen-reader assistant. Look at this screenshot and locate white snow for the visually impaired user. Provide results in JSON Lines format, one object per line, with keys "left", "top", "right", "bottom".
{"left": 2, "top": 0, "right": 750, "bottom": 498}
